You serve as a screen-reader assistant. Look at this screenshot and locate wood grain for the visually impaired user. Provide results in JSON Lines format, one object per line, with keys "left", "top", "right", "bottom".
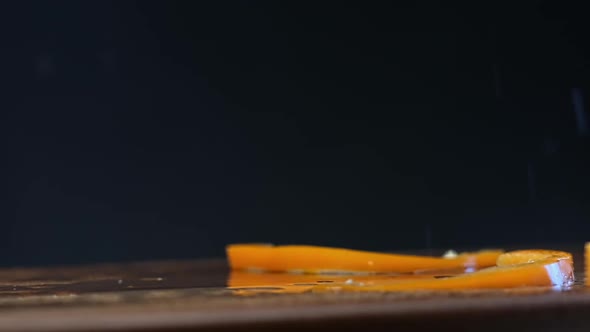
{"left": 0, "top": 248, "right": 585, "bottom": 331}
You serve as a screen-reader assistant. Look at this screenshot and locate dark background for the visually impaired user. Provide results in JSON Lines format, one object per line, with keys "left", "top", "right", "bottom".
{"left": 1, "top": 1, "right": 589, "bottom": 266}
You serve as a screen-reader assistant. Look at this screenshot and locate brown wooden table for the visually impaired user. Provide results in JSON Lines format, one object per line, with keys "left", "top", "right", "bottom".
{"left": 0, "top": 247, "right": 587, "bottom": 332}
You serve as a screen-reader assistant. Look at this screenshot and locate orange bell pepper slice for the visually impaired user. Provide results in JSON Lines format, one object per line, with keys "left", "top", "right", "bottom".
{"left": 312, "top": 249, "right": 574, "bottom": 292}
{"left": 226, "top": 244, "right": 503, "bottom": 274}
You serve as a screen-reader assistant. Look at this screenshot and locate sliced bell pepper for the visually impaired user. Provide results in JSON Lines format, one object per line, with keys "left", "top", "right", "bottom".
{"left": 312, "top": 249, "right": 574, "bottom": 292}
{"left": 226, "top": 244, "right": 503, "bottom": 274}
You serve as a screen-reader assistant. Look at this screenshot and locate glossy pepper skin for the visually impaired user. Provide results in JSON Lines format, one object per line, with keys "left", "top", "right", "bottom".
{"left": 227, "top": 244, "right": 503, "bottom": 274}
{"left": 312, "top": 250, "right": 573, "bottom": 292}
{"left": 227, "top": 245, "right": 574, "bottom": 294}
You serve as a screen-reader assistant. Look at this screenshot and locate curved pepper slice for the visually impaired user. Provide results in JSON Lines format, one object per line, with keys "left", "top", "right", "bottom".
{"left": 312, "top": 250, "right": 574, "bottom": 292}
{"left": 226, "top": 244, "right": 503, "bottom": 274}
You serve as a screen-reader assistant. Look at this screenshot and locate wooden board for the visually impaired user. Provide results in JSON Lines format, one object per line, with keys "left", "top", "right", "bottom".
{"left": 0, "top": 247, "right": 587, "bottom": 332}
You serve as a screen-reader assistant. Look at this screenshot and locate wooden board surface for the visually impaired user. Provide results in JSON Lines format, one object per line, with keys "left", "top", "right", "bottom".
{"left": 0, "top": 247, "right": 587, "bottom": 332}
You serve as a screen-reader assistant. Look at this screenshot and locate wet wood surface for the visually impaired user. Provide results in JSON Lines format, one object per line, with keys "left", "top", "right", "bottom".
{"left": 0, "top": 247, "right": 587, "bottom": 332}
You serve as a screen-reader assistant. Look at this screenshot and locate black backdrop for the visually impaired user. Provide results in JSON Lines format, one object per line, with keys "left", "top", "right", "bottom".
{"left": 1, "top": 1, "right": 590, "bottom": 266}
